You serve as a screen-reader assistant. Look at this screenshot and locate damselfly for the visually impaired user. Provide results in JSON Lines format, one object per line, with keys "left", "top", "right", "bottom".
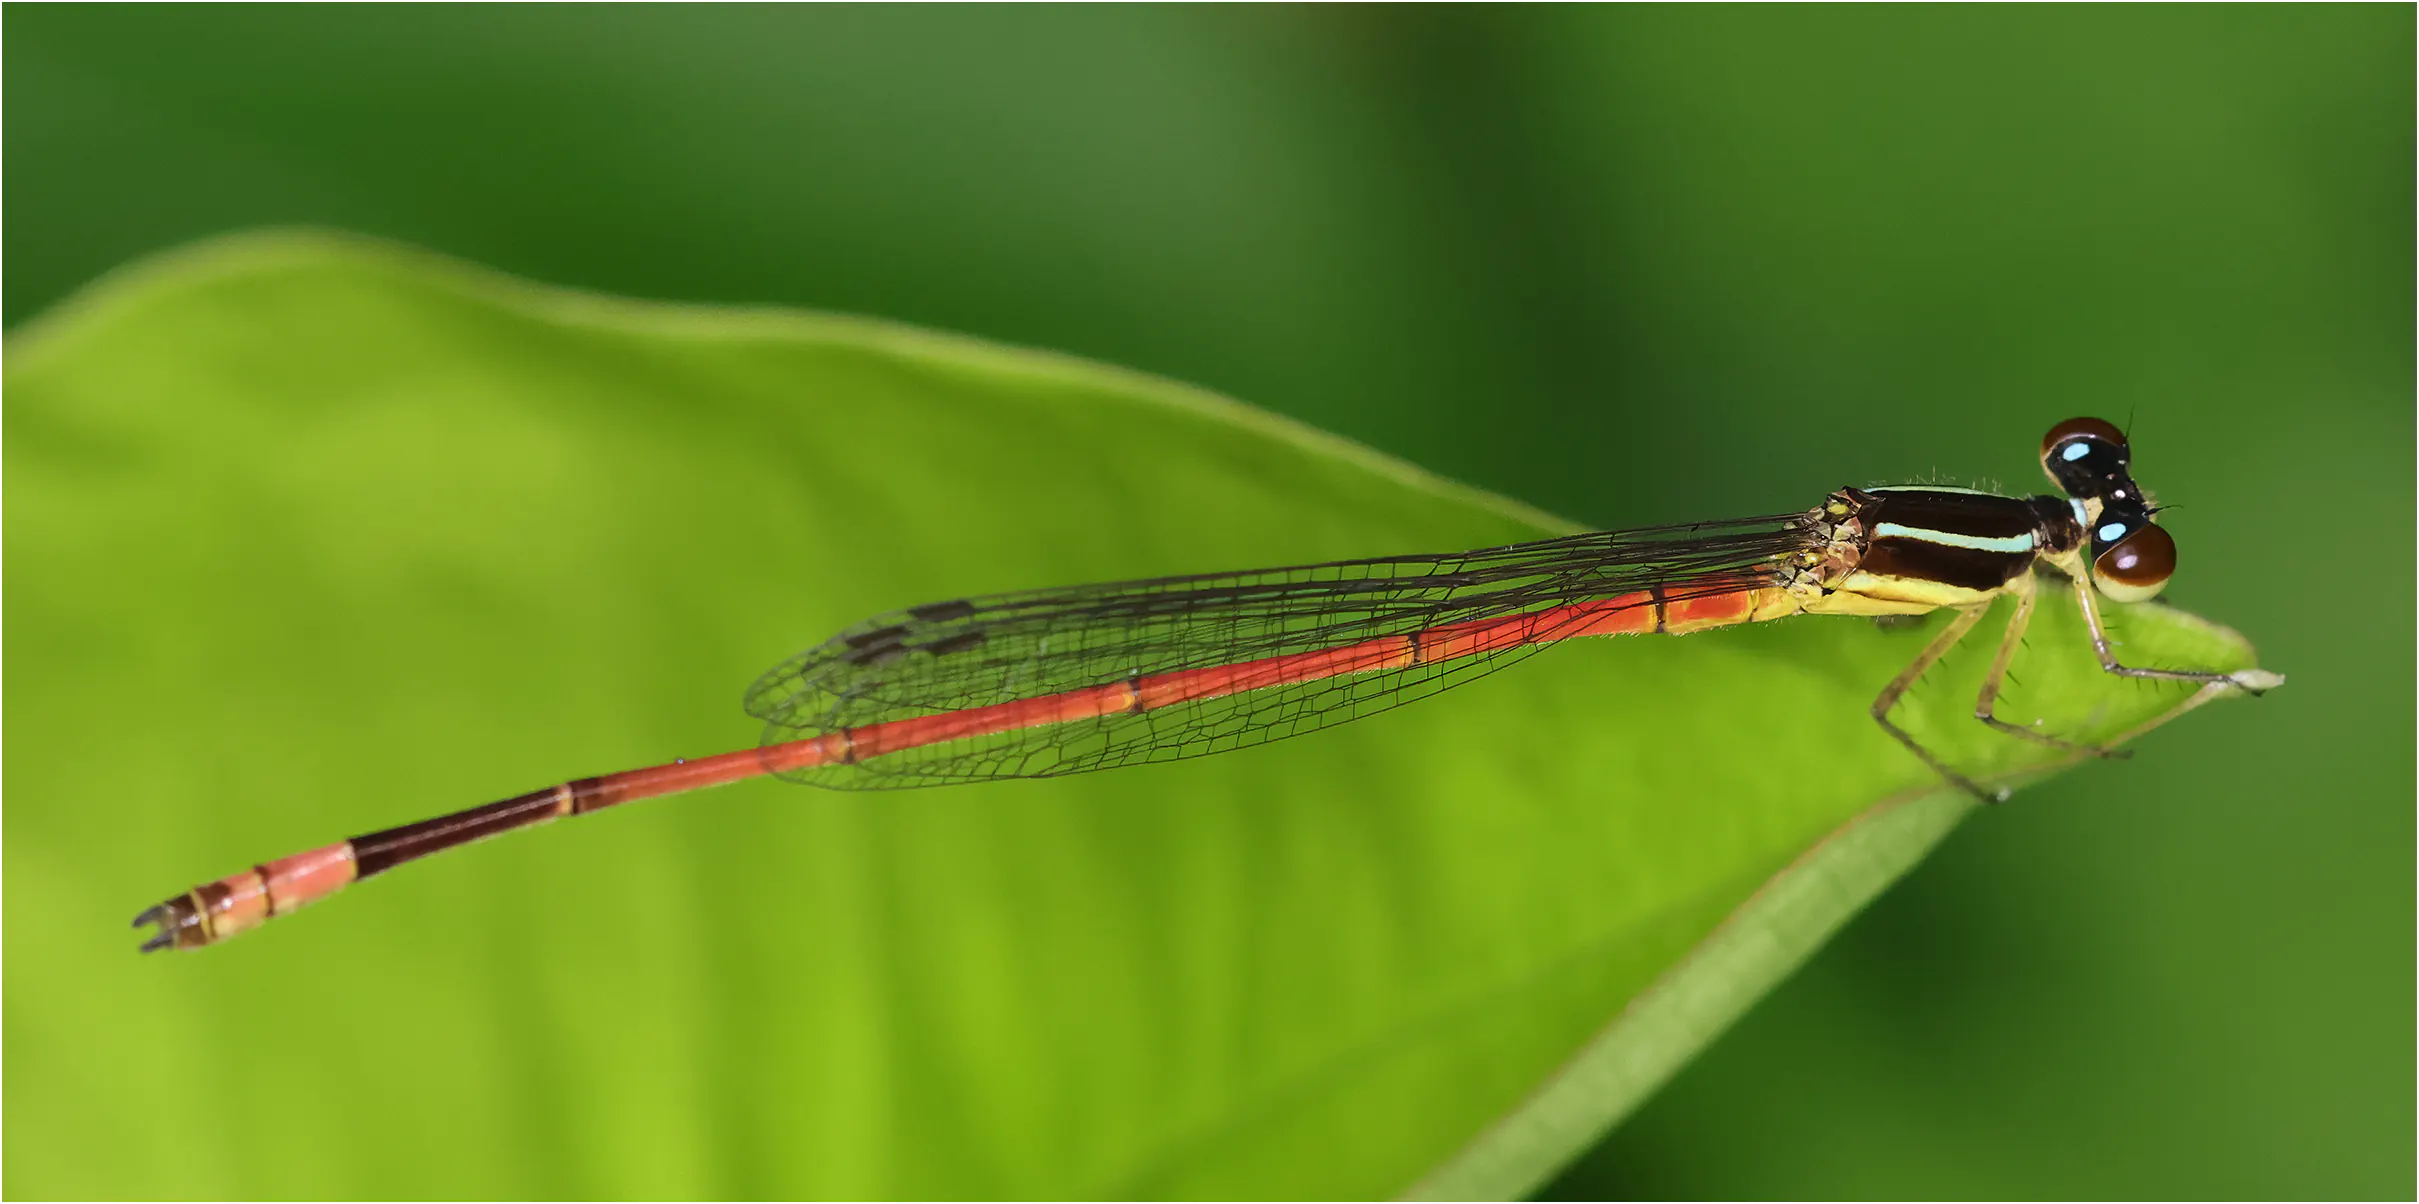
{"left": 135, "top": 417, "right": 2276, "bottom": 951}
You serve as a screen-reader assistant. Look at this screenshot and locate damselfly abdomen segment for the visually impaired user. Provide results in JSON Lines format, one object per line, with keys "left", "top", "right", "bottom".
{"left": 134, "top": 418, "right": 2278, "bottom": 951}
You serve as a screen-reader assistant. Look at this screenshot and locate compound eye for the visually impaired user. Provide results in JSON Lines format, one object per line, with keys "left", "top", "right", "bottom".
{"left": 2040, "top": 416, "right": 2132, "bottom": 497}
{"left": 2092, "top": 520, "right": 2174, "bottom": 603}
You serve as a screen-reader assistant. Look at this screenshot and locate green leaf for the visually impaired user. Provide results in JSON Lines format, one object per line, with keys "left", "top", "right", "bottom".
{"left": 2, "top": 232, "right": 2274, "bottom": 1199}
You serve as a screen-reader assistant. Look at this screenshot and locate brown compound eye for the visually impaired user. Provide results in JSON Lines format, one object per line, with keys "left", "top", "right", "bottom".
{"left": 2041, "top": 416, "right": 2127, "bottom": 459}
{"left": 2041, "top": 416, "right": 2132, "bottom": 496}
{"left": 2093, "top": 520, "right": 2174, "bottom": 603}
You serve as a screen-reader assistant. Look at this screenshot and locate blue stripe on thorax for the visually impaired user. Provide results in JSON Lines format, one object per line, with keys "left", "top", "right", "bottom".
{"left": 1871, "top": 522, "right": 2035, "bottom": 554}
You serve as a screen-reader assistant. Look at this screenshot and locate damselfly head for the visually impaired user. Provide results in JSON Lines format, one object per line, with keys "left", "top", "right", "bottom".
{"left": 2040, "top": 418, "right": 2173, "bottom": 600}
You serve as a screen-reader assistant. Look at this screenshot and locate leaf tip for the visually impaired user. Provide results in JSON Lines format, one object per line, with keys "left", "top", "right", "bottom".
{"left": 2229, "top": 668, "right": 2286, "bottom": 694}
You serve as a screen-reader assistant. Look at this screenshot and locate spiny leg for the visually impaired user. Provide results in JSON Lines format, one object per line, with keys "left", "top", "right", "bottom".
{"left": 2065, "top": 572, "right": 2273, "bottom": 691}
{"left": 1870, "top": 604, "right": 2001, "bottom": 803}
{"left": 1972, "top": 577, "right": 2128, "bottom": 760}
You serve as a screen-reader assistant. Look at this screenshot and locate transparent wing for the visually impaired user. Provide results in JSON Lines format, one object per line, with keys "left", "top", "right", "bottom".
{"left": 743, "top": 513, "right": 1818, "bottom": 788}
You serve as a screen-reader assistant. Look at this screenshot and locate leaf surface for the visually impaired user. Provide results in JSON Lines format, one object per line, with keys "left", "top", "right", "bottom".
{"left": 1, "top": 233, "right": 2271, "bottom": 1198}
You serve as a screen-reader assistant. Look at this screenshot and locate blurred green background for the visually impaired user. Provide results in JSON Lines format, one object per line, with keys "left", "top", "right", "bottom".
{"left": 6, "top": 6, "right": 2409, "bottom": 1198}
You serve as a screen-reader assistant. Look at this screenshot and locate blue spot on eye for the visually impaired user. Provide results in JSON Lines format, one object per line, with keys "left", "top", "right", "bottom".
{"left": 2062, "top": 443, "right": 2093, "bottom": 462}
{"left": 2097, "top": 522, "right": 2128, "bottom": 543}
